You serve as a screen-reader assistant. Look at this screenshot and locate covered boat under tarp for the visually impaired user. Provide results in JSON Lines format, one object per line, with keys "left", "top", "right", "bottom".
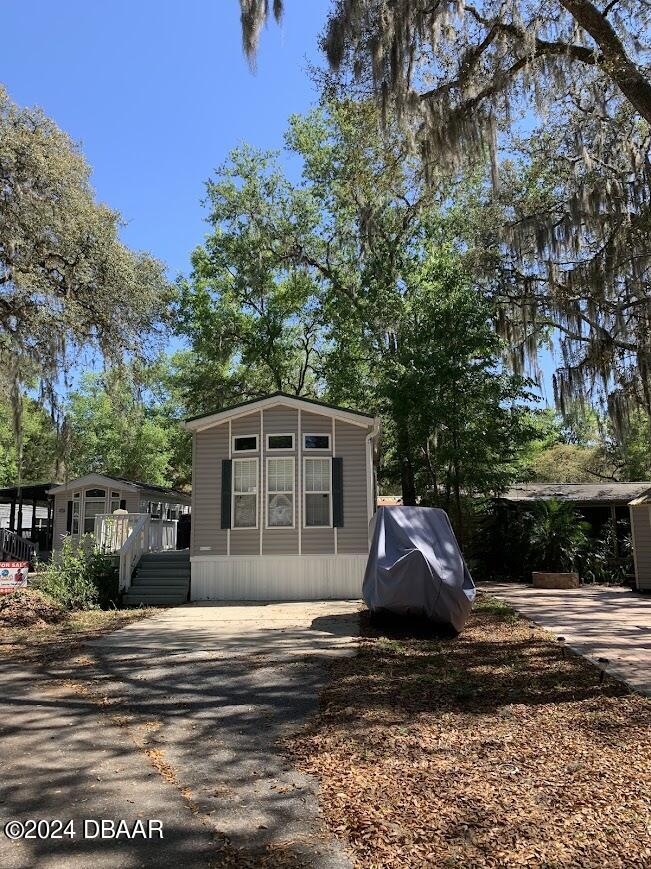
{"left": 363, "top": 506, "right": 476, "bottom": 633}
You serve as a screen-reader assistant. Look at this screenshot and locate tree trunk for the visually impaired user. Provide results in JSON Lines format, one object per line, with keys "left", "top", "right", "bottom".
{"left": 396, "top": 419, "right": 417, "bottom": 505}
{"left": 401, "top": 457, "right": 417, "bottom": 506}
{"left": 561, "top": 0, "right": 651, "bottom": 124}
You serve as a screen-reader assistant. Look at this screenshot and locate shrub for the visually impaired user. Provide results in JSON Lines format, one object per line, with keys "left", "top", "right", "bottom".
{"left": 579, "top": 519, "right": 634, "bottom": 585}
{"left": 527, "top": 500, "right": 590, "bottom": 573}
{"left": 39, "top": 535, "right": 118, "bottom": 610}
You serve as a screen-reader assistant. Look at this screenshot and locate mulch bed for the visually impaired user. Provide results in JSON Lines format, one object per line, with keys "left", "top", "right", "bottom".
{"left": 0, "top": 588, "right": 64, "bottom": 627}
{"left": 289, "top": 594, "right": 650, "bottom": 868}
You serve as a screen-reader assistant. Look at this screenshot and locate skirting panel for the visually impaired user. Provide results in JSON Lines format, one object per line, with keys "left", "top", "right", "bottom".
{"left": 190, "top": 554, "right": 367, "bottom": 601}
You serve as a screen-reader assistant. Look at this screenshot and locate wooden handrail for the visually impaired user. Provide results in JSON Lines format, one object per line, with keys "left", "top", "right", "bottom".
{"left": 0, "top": 529, "right": 36, "bottom": 564}
{"left": 117, "top": 514, "right": 150, "bottom": 593}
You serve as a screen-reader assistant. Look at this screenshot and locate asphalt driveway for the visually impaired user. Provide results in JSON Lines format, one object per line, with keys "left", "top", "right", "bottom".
{"left": 0, "top": 601, "right": 361, "bottom": 868}
{"left": 485, "top": 583, "right": 651, "bottom": 696}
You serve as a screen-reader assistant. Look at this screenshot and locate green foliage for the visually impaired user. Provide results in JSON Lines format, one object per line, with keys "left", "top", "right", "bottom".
{"left": 527, "top": 500, "right": 591, "bottom": 573}
{"left": 39, "top": 535, "right": 118, "bottom": 610}
{"left": 528, "top": 443, "right": 606, "bottom": 484}
{"left": 173, "top": 144, "right": 325, "bottom": 413}
{"left": 175, "top": 101, "right": 532, "bottom": 541}
{"left": 0, "top": 395, "right": 57, "bottom": 486}
{"left": 0, "top": 86, "right": 171, "bottom": 382}
{"left": 65, "top": 363, "right": 190, "bottom": 488}
{"left": 0, "top": 86, "right": 172, "bottom": 489}
{"left": 579, "top": 521, "right": 634, "bottom": 586}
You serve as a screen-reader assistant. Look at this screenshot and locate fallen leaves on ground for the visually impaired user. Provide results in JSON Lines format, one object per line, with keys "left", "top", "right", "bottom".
{"left": 0, "top": 596, "right": 159, "bottom": 662}
{"left": 0, "top": 588, "right": 64, "bottom": 627}
{"left": 289, "top": 594, "right": 650, "bottom": 868}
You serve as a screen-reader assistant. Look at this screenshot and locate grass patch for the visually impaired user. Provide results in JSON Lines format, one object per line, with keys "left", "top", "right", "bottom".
{"left": 473, "top": 594, "right": 520, "bottom": 621}
{"left": 289, "top": 591, "right": 650, "bottom": 868}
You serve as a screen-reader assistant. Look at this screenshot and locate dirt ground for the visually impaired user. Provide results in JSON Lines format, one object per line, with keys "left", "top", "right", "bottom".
{"left": 289, "top": 593, "right": 651, "bottom": 869}
{"left": 0, "top": 593, "right": 158, "bottom": 663}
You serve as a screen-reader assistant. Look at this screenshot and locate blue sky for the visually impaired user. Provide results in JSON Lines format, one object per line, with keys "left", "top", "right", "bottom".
{"left": 3, "top": 0, "right": 328, "bottom": 279}
{"left": 3, "top": 0, "right": 554, "bottom": 402}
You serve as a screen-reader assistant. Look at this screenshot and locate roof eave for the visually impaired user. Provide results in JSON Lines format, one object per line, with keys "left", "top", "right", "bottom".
{"left": 184, "top": 393, "right": 378, "bottom": 432}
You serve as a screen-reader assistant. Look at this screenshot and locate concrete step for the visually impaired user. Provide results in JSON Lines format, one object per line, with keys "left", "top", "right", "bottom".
{"left": 139, "top": 552, "right": 190, "bottom": 562}
{"left": 132, "top": 575, "right": 190, "bottom": 586}
{"left": 127, "top": 584, "right": 189, "bottom": 595}
{"left": 124, "top": 594, "right": 187, "bottom": 606}
{"left": 134, "top": 567, "right": 190, "bottom": 579}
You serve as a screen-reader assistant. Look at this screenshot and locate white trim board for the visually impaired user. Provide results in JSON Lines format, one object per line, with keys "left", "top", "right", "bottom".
{"left": 266, "top": 432, "right": 295, "bottom": 451}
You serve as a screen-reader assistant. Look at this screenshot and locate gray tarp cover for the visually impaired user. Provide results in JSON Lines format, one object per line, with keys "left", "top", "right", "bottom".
{"left": 363, "top": 506, "right": 476, "bottom": 633}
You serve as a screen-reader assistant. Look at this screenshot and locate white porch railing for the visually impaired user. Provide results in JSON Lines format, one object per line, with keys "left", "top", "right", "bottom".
{"left": 149, "top": 519, "right": 178, "bottom": 552}
{"left": 94, "top": 513, "right": 143, "bottom": 553}
{"left": 93, "top": 513, "right": 179, "bottom": 592}
{"left": 118, "top": 513, "right": 150, "bottom": 592}
{"left": 94, "top": 514, "right": 178, "bottom": 554}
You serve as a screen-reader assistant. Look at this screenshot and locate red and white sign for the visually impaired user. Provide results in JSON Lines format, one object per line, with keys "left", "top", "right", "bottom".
{"left": 0, "top": 561, "right": 29, "bottom": 594}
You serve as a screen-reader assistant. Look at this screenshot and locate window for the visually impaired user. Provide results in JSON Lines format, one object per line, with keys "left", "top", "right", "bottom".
{"left": 83, "top": 488, "right": 106, "bottom": 534}
{"left": 110, "top": 491, "right": 121, "bottom": 513}
{"left": 233, "top": 435, "right": 258, "bottom": 453}
{"left": 304, "top": 458, "right": 331, "bottom": 527}
{"left": 267, "top": 433, "right": 294, "bottom": 451}
{"left": 304, "top": 433, "right": 330, "bottom": 451}
{"left": 266, "top": 458, "right": 294, "bottom": 528}
{"left": 233, "top": 458, "right": 258, "bottom": 528}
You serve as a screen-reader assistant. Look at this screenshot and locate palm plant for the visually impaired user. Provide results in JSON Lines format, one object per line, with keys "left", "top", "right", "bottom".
{"left": 527, "top": 500, "right": 590, "bottom": 573}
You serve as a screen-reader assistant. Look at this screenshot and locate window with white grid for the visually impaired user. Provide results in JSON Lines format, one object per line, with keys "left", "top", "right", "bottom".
{"left": 304, "top": 458, "right": 331, "bottom": 528}
{"left": 232, "top": 458, "right": 258, "bottom": 529}
{"left": 266, "top": 458, "right": 294, "bottom": 528}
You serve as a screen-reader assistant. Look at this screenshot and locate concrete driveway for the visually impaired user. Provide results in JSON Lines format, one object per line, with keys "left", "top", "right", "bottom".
{"left": 485, "top": 583, "right": 651, "bottom": 696}
{"left": 0, "top": 601, "right": 361, "bottom": 868}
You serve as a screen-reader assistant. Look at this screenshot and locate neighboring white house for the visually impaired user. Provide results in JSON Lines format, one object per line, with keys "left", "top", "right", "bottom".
{"left": 183, "top": 392, "right": 380, "bottom": 601}
{"left": 47, "top": 474, "right": 191, "bottom": 552}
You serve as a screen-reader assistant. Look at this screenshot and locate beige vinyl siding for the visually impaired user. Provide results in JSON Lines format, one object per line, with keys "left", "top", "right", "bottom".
{"left": 301, "top": 527, "right": 335, "bottom": 555}
{"left": 52, "top": 493, "right": 69, "bottom": 549}
{"left": 124, "top": 493, "right": 140, "bottom": 514}
{"left": 301, "top": 411, "right": 332, "bottom": 438}
{"left": 631, "top": 505, "right": 651, "bottom": 590}
{"left": 262, "top": 406, "right": 299, "bottom": 555}
{"left": 190, "top": 400, "right": 375, "bottom": 562}
{"left": 52, "top": 484, "right": 137, "bottom": 551}
{"left": 264, "top": 406, "right": 298, "bottom": 442}
{"left": 336, "top": 420, "right": 370, "bottom": 553}
{"left": 230, "top": 411, "right": 261, "bottom": 556}
{"left": 192, "top": 424, "right": 228, "bottom": 556}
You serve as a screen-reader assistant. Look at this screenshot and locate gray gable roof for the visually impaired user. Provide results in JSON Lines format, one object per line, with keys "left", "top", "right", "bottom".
{"left": 500, "top": 482, "right": 651, "bottom": 505}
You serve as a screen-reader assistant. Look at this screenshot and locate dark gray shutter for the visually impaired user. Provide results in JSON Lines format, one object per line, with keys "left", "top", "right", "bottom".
{"left": 66, "top": 500, "right": 73, "bottom": 533}
{"left": 332, "top": 457, "right": 344, "bottom": 527}
{"left": 119, "top": 499, "right": 127, "bottom": 510}
{"left": 221, "top": 459, "right": 232, "bottom": 529}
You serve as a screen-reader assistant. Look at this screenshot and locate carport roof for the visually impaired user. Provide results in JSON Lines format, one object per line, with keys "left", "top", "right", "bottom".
{"left": 500, "top": 482, "right": 651, "bottom": 506}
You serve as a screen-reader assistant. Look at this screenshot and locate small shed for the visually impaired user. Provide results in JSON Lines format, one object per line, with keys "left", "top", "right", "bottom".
{"left": 500, "top": 482, "right": 651, "bottom": 591}
{"left": 500, "top": 482, "right": 651, "bottom": 529}
{"left": 627, "top": 490, "right": 651, "bottom": 591}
